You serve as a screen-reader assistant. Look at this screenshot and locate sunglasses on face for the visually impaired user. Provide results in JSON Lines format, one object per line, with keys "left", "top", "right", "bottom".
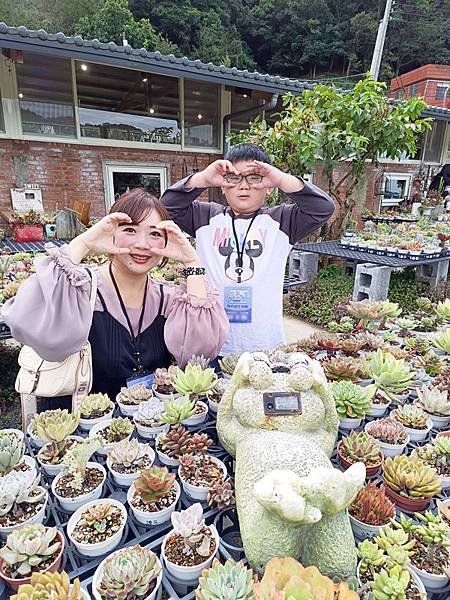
{"left": 223, "top": 173, "right": 263, "bottom": 185}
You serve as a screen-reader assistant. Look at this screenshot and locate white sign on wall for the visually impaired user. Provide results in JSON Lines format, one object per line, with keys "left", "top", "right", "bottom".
{"left": 10, "top": 184, "right": 44, "bottom": 213}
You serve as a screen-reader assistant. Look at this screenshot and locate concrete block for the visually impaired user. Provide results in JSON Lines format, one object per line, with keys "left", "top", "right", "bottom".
{"left": 415, "top": 260, "right": 449, "bottom": 289}
{"left": 353, "top": 263, "right": 392, "bottom": 301}
{"left": 288, "top": 250, "right": 318, "bottom": 284}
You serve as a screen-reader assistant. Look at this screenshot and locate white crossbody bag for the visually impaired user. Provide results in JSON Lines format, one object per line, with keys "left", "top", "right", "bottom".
{"left": 15, "top": 269, "right": 98, "bottom": 428}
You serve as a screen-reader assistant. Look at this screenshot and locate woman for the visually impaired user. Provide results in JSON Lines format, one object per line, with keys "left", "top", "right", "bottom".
{"left": 2, "top": 188, "right": 229, "bottom": 406}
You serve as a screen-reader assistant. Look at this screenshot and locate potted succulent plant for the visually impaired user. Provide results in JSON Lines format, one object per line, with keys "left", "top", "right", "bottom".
{"left": 366, "top": 388, "right": 391, "bottom": 418}
{"left": 161, "top": 503, "right": 219, "bottom": 582}
{"left": 218, "top": 354, "right": 240, "bottom": 380}
{"left": 106, "top": 438, "right": 154, "bottom": 487}
{"left": 366, "top": 349, "right": 416, "bottom": 404}
{"left": 0, "top": 524, "right": 63, "bottom": 591}
{"left": 329, "top": 381, "right": 371, "bottom": 429}
{"left": 415, "top": 385, "right": 450, "bottom": 428}
{"left": 365, "top": 417, "right": 409, "bottom": 457}
{"left": 133, "top": 398, "right": 169, "bottom": 440}
{"left": 412, "top": 436, "right": 450, "bottom": 489}
{"left": 348, "top": 482, "right": 395, "bottom": 541}
{"left": 431, "top": 328, "right": 450, "bottom": 356}
{"left": 170, "top": 363, "right": 218, "bottom": 403}
{"left": 92, "top": 544, "right": 162, "bottom": 600}
{"left": 0, "top": 431, "right": 35, "bottom": 479}
{"left": 51, "top": 436, "right": 105, "bottom": 513}
{"left": 394, "top": 511, "right": 450, "bottom": 592}
{"left": 34, "top": 409, "right": 81, "bottom": 477}
{"left": 178, "top": 442, "right": 227, "bottom": 501}
{"left": 163, "top": 395, "right": 208, "bottom": 427}
{"left": 155, "top": 425, "right": 191, "bottom": 467}
{"left": 196, "top": 559, "right": 255, "bottom": 600}
{"left": 89, "top": 416, "right": 134, "bottom": 455}
{"left": 79, "top": 393, "right": 114, "bottom": 431}
{"left": 206, "top": 379, "right": 229, "bottom": 414}
{"left": 382, "top": 454, "right": 441, "bottom": 512}
{"left": 391, "top": 404, "right": 432, "bottom": 442}
{"left": 152, "top": 366, "right": 180, "bottom": 399}
{"left": 27, "top": 413, "right": 48, "bottom": 449}
{"left": 207, "top": 479, "right": 235, "bottom": 511}
{"left": 116, "top": 383, "right": 152, "bottom": 416}
{"left": 127, "top": 465, "right": 180, "bottom": 526}
{"left": 67, "top": 498, "right": 127, "bottom": 557}
{"left": 11, "top": 570, "right": 89, "bottom": 600}
{"left": 0, "top": 470, "right": 48, "bottom": 539}
{"left": 322, "top": 356, "right": 362, "bottom": 382}
{"left": 337, "top": 431, "right": 383, "bottom": 477}
{"left": 11, "top": 210, "right": 45, "bottom": 243}
{"left": 0, "top": 428, "right": 24, "bottom": 444}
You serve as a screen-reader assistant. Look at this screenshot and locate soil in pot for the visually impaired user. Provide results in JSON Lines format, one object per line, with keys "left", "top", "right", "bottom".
{"left": 409, "top": 534, "right": 449, "bottom": 577}
{"left": 110, "top": 454, "right": 153, "bottom": 476}
{"left": 98, "top": 424, "right": 131, "bottom": 444}
{"left": 164, "top": 527, "right": 216, "bottom": 567}
{"left": 130, "top": 486, "right": 178, "bottom": 513}
{"left": 337, "top": 441, "right": 383, "bottom": 476}
{"left": 54, "top": 467, "right": 104, "bottom": 498}
{"left": 154, "top": 383, "right": 177, "bottom": 396}
{"left": 38, "top": 438, "right": 80, "bottom": 465}
{"left": 179, "top": 455, "right": 224, "bottom": 487}
{"left": 81, "top": 404, "right": 113, "bottom": 421}
{"left": 71, "top": 505, "right": 124, "bottom": 545}
{"left": 359, "top": 565, "right": 424, "bottom": 600}
{"left": 0, "top": 492, "right": 46, "bottom": 528}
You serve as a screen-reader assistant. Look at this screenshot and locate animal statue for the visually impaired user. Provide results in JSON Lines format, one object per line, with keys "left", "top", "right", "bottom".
{"left": 216, "top": 351, "right": 365, "bottom": 578}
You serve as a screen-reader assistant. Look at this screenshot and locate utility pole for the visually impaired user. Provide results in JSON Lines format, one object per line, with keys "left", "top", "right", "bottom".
{"left": 370, "top": 0, "right": 395, "bottom": 80}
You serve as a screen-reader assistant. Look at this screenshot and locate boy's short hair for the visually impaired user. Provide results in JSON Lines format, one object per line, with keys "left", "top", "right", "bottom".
{"left": 225, "top": 143, "right": 272, "bottom": 165}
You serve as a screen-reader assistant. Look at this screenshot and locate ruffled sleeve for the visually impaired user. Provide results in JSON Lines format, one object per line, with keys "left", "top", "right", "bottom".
{"left": 1, "top": 244, "right": 94, "bottom": 362}
{"left": 162, "top": 283, "right": 229, "bottom": 367}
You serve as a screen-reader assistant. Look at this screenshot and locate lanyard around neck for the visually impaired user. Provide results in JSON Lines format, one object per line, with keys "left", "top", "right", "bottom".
{"left": 231, "top": 212, "right": 258, "bottom": 269}
{"left": 109, "top": 263, "right": 148, "bottom": 370}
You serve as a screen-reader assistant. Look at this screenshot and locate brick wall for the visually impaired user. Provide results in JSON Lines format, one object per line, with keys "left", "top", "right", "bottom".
{"left": 0, "top": 139, "right": 219, "bottom": 218}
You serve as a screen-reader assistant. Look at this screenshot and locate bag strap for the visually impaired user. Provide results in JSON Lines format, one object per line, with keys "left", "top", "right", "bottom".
{"left": 87, "top": 268, "right": 98, "bottom": 311}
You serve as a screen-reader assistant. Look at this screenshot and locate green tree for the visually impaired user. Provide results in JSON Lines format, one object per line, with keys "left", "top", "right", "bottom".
{"left": 73, "top": 0, "right": 178, "bottom": 54}
{"left": 236, "top": 76, "right": 431, "bottom": 238}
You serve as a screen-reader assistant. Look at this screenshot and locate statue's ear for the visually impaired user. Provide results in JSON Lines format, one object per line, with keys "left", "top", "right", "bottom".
{"left": 231, "top": 352, "right": 252, "bottom": 383}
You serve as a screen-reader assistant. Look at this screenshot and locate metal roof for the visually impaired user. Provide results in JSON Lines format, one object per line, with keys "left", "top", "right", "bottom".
{"left": 0, "top": 22, "right": 449, "bottom": 120}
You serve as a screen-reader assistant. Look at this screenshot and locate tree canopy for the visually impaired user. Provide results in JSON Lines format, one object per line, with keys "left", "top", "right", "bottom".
{"left": 0, "top": 0, "right": 448, "bottom": 81}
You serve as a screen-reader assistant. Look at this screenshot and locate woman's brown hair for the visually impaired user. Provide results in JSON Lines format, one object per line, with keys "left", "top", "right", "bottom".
{"left": 110, "top": 187, "right": 171, "bottom": 267}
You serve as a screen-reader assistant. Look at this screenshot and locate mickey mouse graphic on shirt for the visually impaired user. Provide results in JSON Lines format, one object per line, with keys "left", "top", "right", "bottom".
{"left": 219, "top": 237, "right": 263, "bottom": 283}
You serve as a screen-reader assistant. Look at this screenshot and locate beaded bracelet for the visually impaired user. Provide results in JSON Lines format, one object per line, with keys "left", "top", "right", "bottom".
{"left": 181, "top": 266, "right": 206, "bottom": 278}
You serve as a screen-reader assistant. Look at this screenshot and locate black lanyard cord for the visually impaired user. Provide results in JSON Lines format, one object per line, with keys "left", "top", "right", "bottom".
{"left": 109, "top": 263, "right": 148, "bottom": 370}
{"left": 231, "top": 212, "right": 258, "bottom": 269}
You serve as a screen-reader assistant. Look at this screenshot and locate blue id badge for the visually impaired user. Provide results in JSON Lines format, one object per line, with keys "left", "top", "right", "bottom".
{"left": 224, "top": 287, "right": 252, "bottom": 323}
{"left": 126, "top": 370, "right": 153, "bottom": 390}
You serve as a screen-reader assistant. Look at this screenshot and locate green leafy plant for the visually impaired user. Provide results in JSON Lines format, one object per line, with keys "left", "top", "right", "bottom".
{"left": 366, "top": 350, "right": 415, "bottom": 402}
{"left": 10, "top": 570, "right": 83, "bottom": 600}
{"left": 134, "top": 466, "right": 176, "bottom": 504}
{"left": 196, "top": 559, "right": 255, "bottom": 600}
{"left": 330, "top": 380, "right": 371, "bottom": 418}
{"left": 0, "top": 524, "right": 61, "bottom": 578}
{"left": 170, "top": 364, "right": 218, "bottom": 396}
{"left": 340, "top": 431, "right": 382, "bottom": 466}
{"left": 382, "top": 454, "right": 442, "bottom": 500}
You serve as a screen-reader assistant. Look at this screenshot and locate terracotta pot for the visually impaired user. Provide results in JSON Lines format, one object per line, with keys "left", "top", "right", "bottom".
{"left": 337, "top": 441, "right": 383, "bottom": 478}
{"left": 13, "top": 224, "right": 44, "bottom": 243}
{"left": 383, "top": 483, "right": 430, "bottom": 513}
{"left": 0, "top": 529, "right": 64, "bottom": 592}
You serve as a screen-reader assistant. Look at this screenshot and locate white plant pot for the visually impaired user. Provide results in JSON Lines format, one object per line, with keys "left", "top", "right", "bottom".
{"left": 349, "top": 512, "right": 392, "bottom": 541}
{"left": 155, "top": 434, "right": 179, "bottom": 467}
{"left": 128, "top": 480, "right": 180, "bottom": 526}
{"left": 356, "top": 563, "right": 427, "bottom": 597}
{"left": 178, "top": 457, "right": 227, "bottom": 501}
{"left": 37, "top": 436, "right": 84, "bottom": 477}
{"left": 409, "top": 562, "right": 449, "bottom": 591}
{"left": 162, "top": 525, "right": 219, "bottom": 582}
{"left": 0, "top": 489, "right": 48, "bottom": 539}
{"left": 339, "top": 416, "right": 363, "bottom": 430}
{"left": 79, "top": 406, "right": 114, "bottom": 432}
{"left": 116, "top": 393, "right": 142, "bottom": 417}
{"left": 0, "top": 428, "right": 24, "bottom": 442}
{"left": 89, "top": 419, "right": 134, "bottom": 456}
{"left": 133, "top": 419, "right": 169, "bottom": 442}
{"left": 221, "top": 372, "right": 232, "bottom": 380}
{"left": 365, "top": 423, "right": 409, "bottom": 457}
{"left": 402, "top": 419, "right": 432, "bottom": 442}
{"left": 26, "top": 423, "right": 45, "bottom": 449}
{"left": 367, "top": 400, "right": 391, "bottom": 417}
{"left": 67, "top": 498, "right": 127, "bottom": 557}
{"left": 52, "top": 462, "right": 106, "bottom": 513}
{"left": 106, "top": 446, "right": 155, "bottom": 488}
{"left": 207, "top": 398, "right": 220, "bottom": 414}
{"left": 16, "top": 455, "right": 38, "bottom": 482}
{"left": 427, "top": 413, "right": 450, "bottom": 429}
{"left": 181, "top": 401, "right": 208, "bottom": 426}
{"left": 152, "top": 386, "right": 181, "bottom": 401}
{"left": 92, "top": 547, "right": 163, "bottom": 600}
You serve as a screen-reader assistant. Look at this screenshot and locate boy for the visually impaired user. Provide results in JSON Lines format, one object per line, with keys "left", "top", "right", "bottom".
{"left": 161, "top": 143, "right": 334, "bottom": 355}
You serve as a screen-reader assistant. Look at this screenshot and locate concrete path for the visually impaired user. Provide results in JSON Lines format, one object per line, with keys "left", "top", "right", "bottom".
{"left": 283, "top": 314, "right": 326, "bottom": 344}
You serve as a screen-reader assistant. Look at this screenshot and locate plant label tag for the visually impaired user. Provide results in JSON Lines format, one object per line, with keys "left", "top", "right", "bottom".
{"left": 224, "top": 286, "right": 252, "bottom": 323}
{"left": 126, "top": 370, "right": 153, "bottom": 390}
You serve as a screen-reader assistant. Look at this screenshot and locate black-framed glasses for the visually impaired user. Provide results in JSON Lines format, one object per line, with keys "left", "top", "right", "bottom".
{"left": 223, "top": 173, "right": 263, "bottom": 185}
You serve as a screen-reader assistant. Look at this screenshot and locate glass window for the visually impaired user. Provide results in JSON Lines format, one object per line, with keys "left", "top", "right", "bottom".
{"left": 77, "top": 63, "right": 181, "bottom": 144}
{"left": 435, "top": 82, "right": 450, "bottom": 101}
{"left": 184, "top": 79, "right": 219, "bottom": 148}
{"left": 423, "top": 120, "right": 446, "bottom": 163}
{"left": 0, "top": 90, "right": 4, "bottom": 132}
{"left": 395, "top": 89, "right": 404, "bottom": 99}
{"left": 408, "top": 83, "right": 419, "bottom": 97}
{"left": 382, "top": 174, "right": 411, "bottom": 206}
{"left": 16, "top": 53, "right": 76, "bottom": 137}
{"left": 230, "top": 88, "right": 263, "bottom": 132}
